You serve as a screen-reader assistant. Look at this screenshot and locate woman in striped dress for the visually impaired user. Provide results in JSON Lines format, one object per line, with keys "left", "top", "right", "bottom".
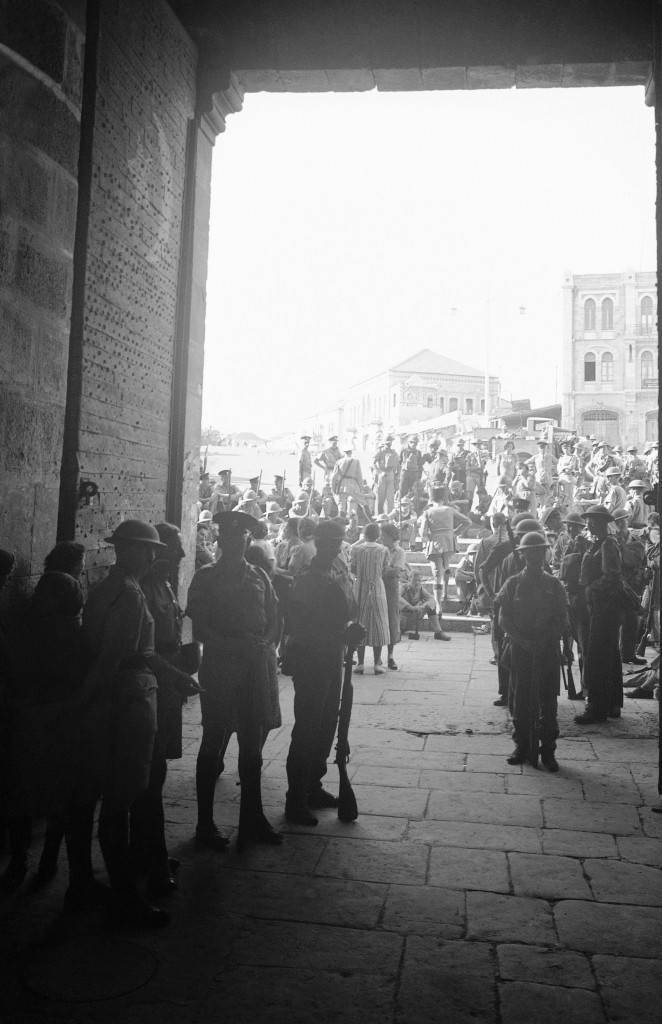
{"left": 380, "top": 521, "right": 408, "bottom": 670}
{"left": 350, "top": 523, "right": 390, "bottom": 674}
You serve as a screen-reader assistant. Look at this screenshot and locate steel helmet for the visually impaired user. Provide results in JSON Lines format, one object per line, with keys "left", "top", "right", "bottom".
{"left": 104, "top": 520, "right": 166, "bottom": 547}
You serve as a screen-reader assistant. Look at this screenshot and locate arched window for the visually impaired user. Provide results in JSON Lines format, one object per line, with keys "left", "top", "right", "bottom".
{"left": 427, "top": 395, "right": 433, "bottom": 408}
{"left": 465, "top": 398, "right": 474, "bottom": 414}
{"left": 641, "top": 350, "right": 655, "bottom": 385}
{"left": 449, "top": 397, "right": 458, "bottom": 412}
{"left": 584, "top": 352, "right": 596, "bottom": 382}
{"left": 601, "top": 297, "right": 613, "bottom": 330}
{"left": 584, "top": 298, "right": 596, "bottom": 331}
{"left": 601, "top": 352, "right": 614, "bottom": 382}
{"left": 641, "top": 295, "right": 655, "bottom": 334}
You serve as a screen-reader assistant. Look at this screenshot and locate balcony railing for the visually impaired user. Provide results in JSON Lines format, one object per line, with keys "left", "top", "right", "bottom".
{"left": 641, "top": 378, "right": 659, "bottom": 389}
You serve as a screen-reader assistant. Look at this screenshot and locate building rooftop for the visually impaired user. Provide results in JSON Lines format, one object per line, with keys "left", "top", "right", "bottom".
{"left": 390, "top": 347, "right": 490, "bottom": 378}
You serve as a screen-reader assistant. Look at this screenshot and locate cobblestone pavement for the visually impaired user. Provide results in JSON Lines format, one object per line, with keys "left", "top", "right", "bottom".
{"left": 1, "top": 634, "right": 661, "bottom": 1023}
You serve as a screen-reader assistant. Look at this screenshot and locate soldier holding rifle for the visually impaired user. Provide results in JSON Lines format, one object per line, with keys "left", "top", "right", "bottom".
{"left": 284, "top": 519, "right": 357, "bottom": 826}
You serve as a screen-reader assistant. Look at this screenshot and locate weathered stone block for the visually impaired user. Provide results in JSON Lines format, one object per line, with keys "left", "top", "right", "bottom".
{"left": 499, "top": 981, "right": 605, "bottom": 1024}
{"left": 541, "top": 828, "right": 618, "bottom": 859}
{"left": 592, "top": 955, "right": 662, "bottom": 1024}
{"left": 542, "top": 798, "right": 641, "bottom": 836}
{"left": 429, "top": 845, "right": 509, "bottom": 892}
{"left": 497, "top": 944, "right": 595, "bottom": 989}
{"left": 467, "top": 892, "right": 556, "bottom": 945}
{"left": 381, "top": 883, "right": 465, "bottom": 937}
{"left": 13, "top": 233, "right": 71, "bottom": 317}
{"left": 409, "top": 819, "right": 541, "bottom": 853}
{"left": 584, "top": 858, "right": 662, "bottom": 906}
{"left": 315, "top": 838, "right": 429, "bottom": 885}
{"left": 352, "top": 783, "right": 428, "bottom": 818}
{"left": 227, "top": 919, "right": 403, "bottom": 975}
{"left": 427, "top": 791, "right": 543, "bottom": 828}
{"left": 0, "top": 56, "right": 81, "bottom": 175}
{"left": 554, "top": 900, "right": 662, "bottom": 956}
{"left": 1, "top": 0, "right": 68, "bottom": 85}
{"left": 398, "top": 937, "right": 497, "bottom": 1024}
{"left": 508, "top": 852, "right": 592, "bottom": 900}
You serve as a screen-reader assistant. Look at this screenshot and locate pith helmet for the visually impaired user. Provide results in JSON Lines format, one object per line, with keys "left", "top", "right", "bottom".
{"left": 516, "top": 531, "right": 550, "bottom": 551}
{"left": 104, "top": 520, "right": 166, "bottom": 547}
{"left": 604, "top": 467, "right": 621, "bottom": 478}
{"left": 628, "top": 479, "right": 646, "bottom": 490}
{"left": 197, "top": 509, "right": 213, "bottom": 525}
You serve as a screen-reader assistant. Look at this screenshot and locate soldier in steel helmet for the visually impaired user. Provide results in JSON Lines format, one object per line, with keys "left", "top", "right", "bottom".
{"left": 497, "top": 531, "right": 573, "bottom": 771}
{"left": 187, "top": 510, "right": 282, "bottom": 852}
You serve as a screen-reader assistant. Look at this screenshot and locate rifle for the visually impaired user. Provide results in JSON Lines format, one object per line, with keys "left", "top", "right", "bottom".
{"left": 203, "top": 445, "right": 208, "bottom": 475}
{"left": 636, "top": 589, "right": 655, "bottom": 658}
{"left": 561, "top": 659, "right": 582, "bottom": 700}
{"left": 336, "top": 622, "right": 365, "bottom": 822}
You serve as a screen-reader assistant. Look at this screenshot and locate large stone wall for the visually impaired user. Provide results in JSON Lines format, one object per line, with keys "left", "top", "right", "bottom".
{"left": 0, "top": 0, "right": 84, "bottom": 591}
{"left": 76, "top": 0, "right": 197, "bottom": 582}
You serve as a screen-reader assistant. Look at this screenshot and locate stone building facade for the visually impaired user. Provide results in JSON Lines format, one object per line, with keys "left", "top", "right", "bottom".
{"left": 301, "top": 349, "right": 499, "bottom": 452}
{"left": 561, "top": 271, "right": 658, "bottom": 447}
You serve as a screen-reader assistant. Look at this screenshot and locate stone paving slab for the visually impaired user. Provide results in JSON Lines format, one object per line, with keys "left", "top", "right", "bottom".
{"left": 466, "top": 891, "right": 556, "bottom": 945}
{"left": 498, "top": 980, "right": 606, "bottom": 1024}
{"left": 380, "top": 883, "right": 465, "bottom": 937}
{"left": 508, "top": 852, "right": 592, "bottom": 900}
{"left": 506, "top": 772, "right": 584, "bottom": 799}
{"left": 351, "top": 765, "right": 420, "bottom": 788}
{"left": 554, "top": 900, "right": 662, "bottom": 956}
{"left": 426, "top": 790, "right": 543, "bottom": 828}
{"left": 204, "top": 966, "right": 396, "bottom": 1024}
{"left": 592, "top": 955, "right": 662, "bottom": 1024}
{"left": 315, "top": 838, "right": 429, "bottom": 885}
{"left": 217, "top": 870, "right": 388, "bottom": 929}
{"left": 428, "top": 846, "right": 509, "bottom": 892}
{"left": 408, "top": 818, "right": 542, "bottom": 853}
{"left": 397, "top": 937, "right": 497, "bottom": 1024}
{"left": 496, "top": 943, "right": 595, "bottom": 989}
{"left": 540, "top": 828, "right": 619, "bottom": 859}
{"left": 583, "top": 858, "right": 662, "bottom": 905}
{"left": 616, "top": 836, "right": 662, "bottom": 868}
{"left": 227, "top": 918, "right": 403, "bottom": 974}
{"left": 419, "top": 768, "right": 506, "bottom": 793}
{"left": 542, "top": 798, "right": 642, "bottom": 835}
{"left": 351, "top": 784, "right": 429, "bottom": 818}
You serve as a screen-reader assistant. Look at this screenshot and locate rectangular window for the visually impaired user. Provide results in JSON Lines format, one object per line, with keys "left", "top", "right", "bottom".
{"left": 392, "top": 393, "right": 397, "bottom": 407}
{"left": 465, "top": 398, "right": 474, "bottom": 414}
{"left": 427, "top": 396, "right": 433, "bottom": 408}
{"left": 449, "top": 398, "right": 458, "bottom": 412}
{"left": 480, "top": 398, "right": 485, "bottom": 414}
{"left": 584, "top": 360, "right": 596, "bottom": 382}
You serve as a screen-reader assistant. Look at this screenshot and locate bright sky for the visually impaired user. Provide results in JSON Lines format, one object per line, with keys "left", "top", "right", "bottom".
{"left": 203, "top": 86, "right": 655, "bottom": 437}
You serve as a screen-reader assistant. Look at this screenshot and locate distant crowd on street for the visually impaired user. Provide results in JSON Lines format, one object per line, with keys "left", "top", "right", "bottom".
{"left": 0, "top": 426, "right": 659, "bottom": 933}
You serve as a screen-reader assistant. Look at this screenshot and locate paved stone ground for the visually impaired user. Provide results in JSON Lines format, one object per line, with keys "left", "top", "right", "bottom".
{"left": 1, "top": 634, "right": 661, "bottom": 1023}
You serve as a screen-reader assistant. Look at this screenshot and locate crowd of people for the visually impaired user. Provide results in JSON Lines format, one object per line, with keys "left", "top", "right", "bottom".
{"left": 0, "top": 427, "right": 659, "bottom": 931}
